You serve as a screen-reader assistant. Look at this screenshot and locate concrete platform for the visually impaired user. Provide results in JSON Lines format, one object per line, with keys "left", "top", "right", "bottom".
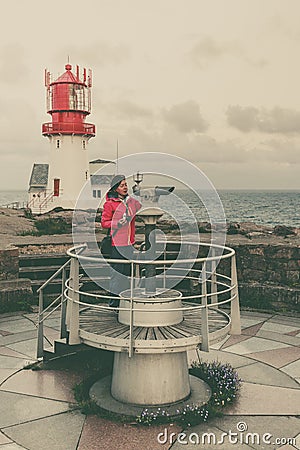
{"left": 90, "top": 375, "right": 211, "bottom": 417}
{"left": 0, "top": 310, "right": 299, "bottom": 449}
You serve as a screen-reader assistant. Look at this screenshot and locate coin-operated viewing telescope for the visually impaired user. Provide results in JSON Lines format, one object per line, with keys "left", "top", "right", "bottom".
{"left": 131, "top": 173, "right": 175, "bottom": 294}
{"left": 132, "top": 171, "right": 174, "bottom": 205}
{"left": 133, "top": 184, "right": 175, "bottom": 203}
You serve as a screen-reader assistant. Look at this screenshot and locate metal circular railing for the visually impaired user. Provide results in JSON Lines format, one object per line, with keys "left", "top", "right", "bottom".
{"left": 62, "top": 241, "right": 241, "bottom": 354}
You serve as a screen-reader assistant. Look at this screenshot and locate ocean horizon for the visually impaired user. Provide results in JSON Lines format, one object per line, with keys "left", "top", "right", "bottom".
{"left": 0, "top": 189, "right": 299, "bottom": 228}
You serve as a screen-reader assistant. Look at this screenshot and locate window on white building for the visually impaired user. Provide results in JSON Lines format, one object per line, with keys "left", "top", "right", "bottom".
{"left": 92, "top": 190, "right": 101, "bottom": 198}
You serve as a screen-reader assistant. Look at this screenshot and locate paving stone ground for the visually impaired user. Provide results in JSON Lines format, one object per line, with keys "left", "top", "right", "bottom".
{"left": 0, "top": 310, "right": 299, "bottom": 449}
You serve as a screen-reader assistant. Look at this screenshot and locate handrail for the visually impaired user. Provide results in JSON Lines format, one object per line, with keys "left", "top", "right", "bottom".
{"left": 42, "top": 122, "right": 95, "bottom": 135}
{"left": 37, "top": 244, "right": 87, "bottom": 294}
{"left": 38, "top": 191, "right": 55, "bottom": 211}
{"left": 37, "top": 240, "right": 240, "bottom": 358}
{"left": 27, "top": 191, "right": 45, "bottom": 208}
{"left": 39, "top": 296, "right": 63, "bottom": 324}
{"left": 37, "top": 258, "right": 71, "bottom": 293}
{"left": 65, "top": 291, "right": 237, "bottom": 313}
{"left": 37, "top": 243, "right": 88, "bottom": 358}
{"left": 67, "top": 241, "right": 235, "bottom": 265}
{"left": 1, "top": 201, "right": 26, "bottom": 209}
{"left": 39, "top": 293, "right": 62, "bottom": 317}
{"left": 37, "top": 262, "right": 70, "bottom": 358}
{"left": 64, "top": 276, "right": 234, "bottom": 302}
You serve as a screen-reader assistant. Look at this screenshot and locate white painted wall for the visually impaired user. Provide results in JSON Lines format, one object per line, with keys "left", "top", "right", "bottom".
{"left": 46, "top": 134, "right": 91, "bottom": 210}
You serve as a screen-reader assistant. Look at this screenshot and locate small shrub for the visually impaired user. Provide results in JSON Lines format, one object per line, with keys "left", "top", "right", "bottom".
{"left": 0, "top": 293, "right": 34, "bottom": 314}
{"left": 18, "top": 217, "right": 72, "bottom": 236}
{"left": 23, "top": 208, "right": 34, "bottom": 220}
{"left": 190, "top": 360, "right": 242, "bottom": 408}
{"left": 137, "top": 404, "right": 210, "bottom": 427}
{"left": 35, "top": 217, "right": 71, "bottom": 235}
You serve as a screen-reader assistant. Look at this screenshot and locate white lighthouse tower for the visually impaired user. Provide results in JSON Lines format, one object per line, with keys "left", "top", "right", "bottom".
{"left": 28, "top": 63, "right": 96, "bottom": 213}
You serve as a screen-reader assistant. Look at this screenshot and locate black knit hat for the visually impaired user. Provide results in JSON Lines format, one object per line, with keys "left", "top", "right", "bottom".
{"left": 110, "top": 174, "right": 126, "bottom": 190}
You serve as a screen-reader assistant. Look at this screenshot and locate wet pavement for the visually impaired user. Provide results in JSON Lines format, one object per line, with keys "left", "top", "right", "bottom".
{"left": 0, "top": 310, "right": 299, "bottom": 449}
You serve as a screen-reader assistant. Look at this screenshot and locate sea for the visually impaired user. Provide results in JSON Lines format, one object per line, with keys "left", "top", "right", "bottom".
{"left": 0, "top": 190, "right": 299, "bottom": 228}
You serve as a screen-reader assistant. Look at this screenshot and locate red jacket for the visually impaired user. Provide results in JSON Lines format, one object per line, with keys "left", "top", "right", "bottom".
{"left": 101, "top": 194, "right": 141, "bottom": 246}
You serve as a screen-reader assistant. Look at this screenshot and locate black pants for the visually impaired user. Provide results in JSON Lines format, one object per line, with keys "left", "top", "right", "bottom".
{"left": 109, "top": 245, "right": 133, "bottom": 306}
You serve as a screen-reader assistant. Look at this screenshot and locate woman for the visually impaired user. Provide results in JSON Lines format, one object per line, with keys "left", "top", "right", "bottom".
{"left": 101, "top": 175, "right": 141, "bottom": 305}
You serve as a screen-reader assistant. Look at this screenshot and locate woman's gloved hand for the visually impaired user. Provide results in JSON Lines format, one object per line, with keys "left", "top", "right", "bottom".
{"left": 118, "top": 213, "right": 130, "bottom": 227}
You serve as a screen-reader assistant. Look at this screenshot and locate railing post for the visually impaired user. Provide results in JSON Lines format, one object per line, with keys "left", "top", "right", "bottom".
{"left": 37, "top": 290, "right": 44, "bottom": 358}
{"left": 68, "top": 257, "right": 81, "bottom": 344}
{"left": 200, "top": 262, "right": 209, "bottom": 352}
{"left": 230, "top": 253, "right": 241, "bottom": 335}
{"left": 128, "top": 261, "right": 134, "bottom": 358}
{"left": 163, "top": 246, "right": 166, "bottom": 289}
{"left": 60, "top": 267, "right": 67, "bottom": 339}
{"left": 210, "top": 247, "right": 218, "bottom": 307}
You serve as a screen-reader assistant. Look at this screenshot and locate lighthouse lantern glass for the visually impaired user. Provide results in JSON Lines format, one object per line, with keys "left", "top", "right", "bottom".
{"left": 48, "top": 84, "right": 90, "bottom": 113}
{"left": 69, "top": 85, "right": 90, "bottom": 112}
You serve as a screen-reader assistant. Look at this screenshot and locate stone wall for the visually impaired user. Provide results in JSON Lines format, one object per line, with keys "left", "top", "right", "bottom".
{"left": 233, "top": 243, "right": 299, "bottom": 312}
{"left": 0, "top": 246, "right": 33, "bottom": 312}
{"left": 0, "top": 246, "right": 19, "bottom": 280}
{"left": 0, "top": 279, "right": 33, "bottom": 312}
{"left": 235, "top": 244, "right": 299, "bottom": 286}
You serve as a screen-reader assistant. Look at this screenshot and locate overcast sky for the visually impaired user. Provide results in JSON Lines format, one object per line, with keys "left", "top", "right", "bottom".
{"left": 0, "top": 0, "right": 300, "bottom": 190}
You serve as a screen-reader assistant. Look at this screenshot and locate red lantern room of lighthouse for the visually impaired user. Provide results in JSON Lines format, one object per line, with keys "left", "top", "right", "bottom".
{"left": 41, "top": 63, "right": 96, "bottom": 211}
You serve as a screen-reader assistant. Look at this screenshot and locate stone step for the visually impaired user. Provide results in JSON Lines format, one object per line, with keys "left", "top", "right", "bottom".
{"left": 20, "top": 265, "right": 111, "bottom": 281}
{"left": 19, "top": 253, "right": 69, "bottom": 267}
{"left": 43, "top": 338, "right": 89, "bottom": 361}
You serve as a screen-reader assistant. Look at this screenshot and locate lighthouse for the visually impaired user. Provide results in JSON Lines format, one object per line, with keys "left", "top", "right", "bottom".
{"left": 28, "top": 63, "right": 98, "bottom": 213}
{"left": 42, "top": 63, "right": 95, "bottom": 210}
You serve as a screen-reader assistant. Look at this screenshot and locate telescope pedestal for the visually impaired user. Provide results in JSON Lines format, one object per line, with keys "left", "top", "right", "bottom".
{"left": 118, "top": 288, "right": 183, "bottom": 326}
{"left": 111, "top": 351, "right": 190, "bottom": 405}
{"left": 110, "top": 288, "right": 190, "bottom": 405}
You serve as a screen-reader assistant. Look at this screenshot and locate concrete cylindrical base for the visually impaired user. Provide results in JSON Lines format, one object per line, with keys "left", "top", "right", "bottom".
{"left": 111, "top": 351, "right": 190, "bottom": 405}
{"left": 118, "top": 288, "right": 183, "bottom": 327}
{"left": 90, "top": 375, "right": 211, "bottom": 418}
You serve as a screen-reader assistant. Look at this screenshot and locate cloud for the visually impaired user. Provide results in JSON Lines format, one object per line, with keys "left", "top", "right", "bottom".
{"left": 95, "top": 121, "right": 300, "bottom": 168}
{"left": 258, "top": 138, "right": 300, "bottom": 164}
{"left": 226, "top": 105, "right": 258, "bottom": 132}
{"left": 102, "top": 100, "right": 153, "bottom": 120}
{"left": 189, "top": 36, "right": 228, "bottom": 61}
{"left": 162, "top": 101, "right": 208, "bottom": 133}
{"left": 226, "top": 105, "right": 300, "bottom": 134}
{"left": 187, "top": 36, "right": 268, "bottom": 69}
{"left": 187, "top": 36, "right": 240, "bottom": 68}
{"left": 93, "top": 124, "right": 253, "bottom": 165}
